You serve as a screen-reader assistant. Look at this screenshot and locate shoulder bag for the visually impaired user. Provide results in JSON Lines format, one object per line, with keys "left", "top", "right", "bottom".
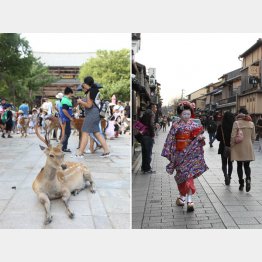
{"left": 235, "top": 121, "right": 244, "bottom": 144}
{"left": 221, "top": 126, "right": 231, "bottom": 158}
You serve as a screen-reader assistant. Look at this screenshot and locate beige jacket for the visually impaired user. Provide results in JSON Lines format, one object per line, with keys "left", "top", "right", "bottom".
{"left": 230, "top": 118, "right": 255, "bottom": 161}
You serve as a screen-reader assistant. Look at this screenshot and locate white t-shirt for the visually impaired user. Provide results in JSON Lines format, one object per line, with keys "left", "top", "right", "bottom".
{"left": 42, "top": 101, "right": 53, "bottom": 115}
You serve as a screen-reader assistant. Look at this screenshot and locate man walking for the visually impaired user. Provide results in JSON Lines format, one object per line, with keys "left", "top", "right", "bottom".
{"left": 256, "top": 115, "right": 262, "bottom": 152}
{"left": 207, "top": 116, "right": 217, "bottom": 147}
{"left": 140, "top": 103, "right": 157, "bottom": 174}
{"left": 60, "top": 87, "right": 74, "bottom": 153}
{"left": 19, "top": 101, "right": 29, "bottom": 117}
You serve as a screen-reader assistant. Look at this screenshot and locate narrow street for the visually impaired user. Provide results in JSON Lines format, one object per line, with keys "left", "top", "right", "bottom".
{"left": 132, "top": 126, "right": 262, "bottom": 229}
{"left": 0, "top": 132, "right": 130, "bottom": 229}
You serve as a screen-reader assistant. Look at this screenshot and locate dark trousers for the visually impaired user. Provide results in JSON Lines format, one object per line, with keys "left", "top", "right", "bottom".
{"left": 221, "top": 155, "right": 233, "bottom": 178}
{"left": 62, "top": 121, "right": 71, "bottom": 150}
{"left": 237, "top": 161, "right": 251, "bottom": 182}
{"left": 208, "top": 132, "right": 216, "bottom": 144}
{"left": 141, "top": 135, "right": 154, "bottom": 172}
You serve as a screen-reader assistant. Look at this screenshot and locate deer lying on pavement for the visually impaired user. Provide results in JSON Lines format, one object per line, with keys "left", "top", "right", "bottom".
{"left": 32, "top": 124, "right": 95, "bottom": 225}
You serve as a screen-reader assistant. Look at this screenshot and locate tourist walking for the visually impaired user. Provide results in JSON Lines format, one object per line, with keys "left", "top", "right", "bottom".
{"left": 162, "top": 115, "right": 167, "bottom": 132}
{"left": 19, "top": 101, "right": 29, "bottom": 117}
{"left": 207, "top": 116, "right": 217, "bottom": 147}
{"left": 161, "top": 101, "right": 208, "bottom": 212}
{"left": 256, "top": 115, "right": 262, "bottom": 152}
{"left": 60, "top": 87, "right": 74, "bottom": 153}
{"left": 1, "top": 105, "right": 13, "bottom": 138}
{"left": 230, "top": 108, "right": 256, "bottom": 192}
{"left": 139, "top": 103, "right": 157, "bottom": 174}
{"left": 215, "top": 111, "right": 235, "bottom": 185}
{"left": 76, "top": 76, "right": 110, "bottom": 158}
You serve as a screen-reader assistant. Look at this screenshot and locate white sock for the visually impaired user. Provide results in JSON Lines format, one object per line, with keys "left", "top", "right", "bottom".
{"left": 187, "top": 194, "right": 192, "bottom": 203}
{"left": 179, "top": 195, "right": 185, "bottom": 201}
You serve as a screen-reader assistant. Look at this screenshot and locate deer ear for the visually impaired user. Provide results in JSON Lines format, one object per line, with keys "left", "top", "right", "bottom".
{"left": 39, "top": 145, "right": 46, "bottom": 151}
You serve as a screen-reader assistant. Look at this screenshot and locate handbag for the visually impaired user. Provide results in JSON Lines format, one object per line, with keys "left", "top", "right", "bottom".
{"left": 133, "top": 120, "right": 149, "bottom": 135}
{"left": 235, "top": 121, "right": 244, "bottom": 144}
{"left": 221, "top": 126, "right": 231, "bottom": 158}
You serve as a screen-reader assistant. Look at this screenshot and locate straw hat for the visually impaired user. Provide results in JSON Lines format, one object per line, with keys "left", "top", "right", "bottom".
{"left": 56, "top": 92, "right": 64, "bottom": 99}
{"left": 18, "top": 110, "right": 24, "bottom": 114}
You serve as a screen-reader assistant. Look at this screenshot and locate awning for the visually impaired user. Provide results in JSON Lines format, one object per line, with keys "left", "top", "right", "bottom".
{"left": 214, "top": 90, "right": 222, "bottom": 95}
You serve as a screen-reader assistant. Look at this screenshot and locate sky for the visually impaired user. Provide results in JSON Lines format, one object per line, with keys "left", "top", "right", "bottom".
{"left": 135, "top": 33, "right": 262, "bottom": 106}
{"left": 21, "top": 33, "right": 130, "bottom": 52}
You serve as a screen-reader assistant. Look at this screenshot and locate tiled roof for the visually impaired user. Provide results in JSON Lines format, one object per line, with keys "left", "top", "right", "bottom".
{"left": 239, "top": 38, "right": 262, "bottom": 58}
{"left": 33, "top": 51, "right": 96, "bottom": 67}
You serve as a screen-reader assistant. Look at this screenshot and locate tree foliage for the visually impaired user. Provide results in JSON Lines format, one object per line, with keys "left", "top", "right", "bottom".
{"left": 0, "top": 33, "right": 34, "bottom": 78}
{"left": 0, "top": 33, "right": 53, "bottom": 106}
{"left": 79, "top": 49, "right": 130, "bottom": 102}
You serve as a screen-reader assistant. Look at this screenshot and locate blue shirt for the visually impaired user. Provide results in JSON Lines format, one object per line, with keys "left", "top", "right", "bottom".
{"left": 60, "top": 96, "right": 73, "bottom": 122}
{"left": 19, "top": 104, "right": 29, "bottom": 116}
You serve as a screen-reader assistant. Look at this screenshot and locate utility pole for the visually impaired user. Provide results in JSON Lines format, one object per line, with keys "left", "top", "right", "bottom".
{"left": 181, "top": 89, "right": 185, "bottom": 100}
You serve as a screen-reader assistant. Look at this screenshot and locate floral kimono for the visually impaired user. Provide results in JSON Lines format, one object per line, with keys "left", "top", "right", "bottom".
{"left": 161, "top": 119, "right": 208, "bottom": 195}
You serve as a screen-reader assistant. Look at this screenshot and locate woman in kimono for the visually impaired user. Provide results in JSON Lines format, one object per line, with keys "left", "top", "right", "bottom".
{"left": 161, "top": 101, "right": 208, "bottom": 212}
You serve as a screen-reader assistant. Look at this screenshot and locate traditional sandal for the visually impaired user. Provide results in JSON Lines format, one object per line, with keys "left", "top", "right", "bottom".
{"left": 187, "top": 202, "right": 194, "bottom": 212}
{"left": 176, "top": 197, "right": 185, "bottom": 207}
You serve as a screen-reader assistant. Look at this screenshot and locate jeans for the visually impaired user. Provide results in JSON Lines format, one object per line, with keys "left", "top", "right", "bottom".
{"left": 208, "top": 132, "right": 216, "bottom": 145}
{"left": 141, "top": 136, "right": 154, "bottom": 172}
{"left": 62, "top": 121, "right": 71, "bottom": 150}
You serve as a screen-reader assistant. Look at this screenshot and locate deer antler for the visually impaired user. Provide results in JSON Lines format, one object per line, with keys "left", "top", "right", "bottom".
{"left": 35, "top": 117, "right": 50, "bottom": 147}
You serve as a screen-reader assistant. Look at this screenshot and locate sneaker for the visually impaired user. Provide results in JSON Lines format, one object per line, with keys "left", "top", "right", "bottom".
{"left": 84, "top": 149, "right": 93, "bottom": 154}
{"left": 2, "top": 134, "right": 5, "bottom": 138}
{"left": 62, "top": 149, "right": 72, "bottom": 153}
{"left": 143, "top": 169, "right": 156, "bottom": 174}
{"left": 75, "top": 154, "right": 84, "bottom": 158}
{"left": 100, "top": 152, "right": 110, "bottom": 158}
{"left": 7, "top": 135, "right": 13, "bottom": 138}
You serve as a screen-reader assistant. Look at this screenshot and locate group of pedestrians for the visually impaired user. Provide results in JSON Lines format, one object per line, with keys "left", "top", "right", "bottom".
{"left": 216, "top": 108, "right": 256, "bottom": 192}
{"left": 136, "top": 99, "right": 259, "bottom": 213}
{"left": 1, "top": 76, "right": 130, "bottom": 159}
{"left": 0, "top": 99, "right": 31, "bottom": 138}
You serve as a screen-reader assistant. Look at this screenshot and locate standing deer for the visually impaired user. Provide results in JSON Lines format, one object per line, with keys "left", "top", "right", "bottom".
{"left": 19, "top": 117, "right": 29, "bottom": 137}
{"left": 43, "top": 116, "right": 61, "bottom": 142}
{"left": 32, "top": 124, "right": 95, "bottom": 225}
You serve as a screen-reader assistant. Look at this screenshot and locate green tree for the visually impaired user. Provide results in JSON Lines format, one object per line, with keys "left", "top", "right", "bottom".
{"left": 79, "top": 49, "right": 130, "bottom": 101}
{"left": 0, "top": 33, "right": 53, "bottom": 106}
{"left": 23, "top": 59, "right": 55, "bottom": 106}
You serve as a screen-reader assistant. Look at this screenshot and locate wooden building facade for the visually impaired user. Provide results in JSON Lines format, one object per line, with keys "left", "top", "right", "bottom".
{"left": 34, "top": 52, "right": 96, "bottom": 101}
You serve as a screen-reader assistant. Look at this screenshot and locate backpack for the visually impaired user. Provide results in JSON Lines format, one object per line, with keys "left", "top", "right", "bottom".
{"left": 94, "top": 91, "right": 110, "bottom": 118}
{"left": 235, "top": 121, "right": 244, "bottom": 144}
{"left": 1, "top": 111, "right": 7, "bottom": 124}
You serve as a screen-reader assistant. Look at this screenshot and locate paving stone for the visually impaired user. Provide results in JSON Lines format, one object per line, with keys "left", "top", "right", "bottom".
{"left": 233, "top": 217, "right": 259, "bottom": 225}
{"left": 133, "top": 130, "right": 262, "bottom": 229}
{"left": 0, "top": 133, "right": 130, "bottom": 228}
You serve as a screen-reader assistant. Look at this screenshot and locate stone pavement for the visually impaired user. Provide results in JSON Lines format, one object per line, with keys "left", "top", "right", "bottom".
{"left": 0, "top": 131, "right": 130, "bottom": 229}
{"left": 132, "top": 126, "right": 262, "bottom": 229}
